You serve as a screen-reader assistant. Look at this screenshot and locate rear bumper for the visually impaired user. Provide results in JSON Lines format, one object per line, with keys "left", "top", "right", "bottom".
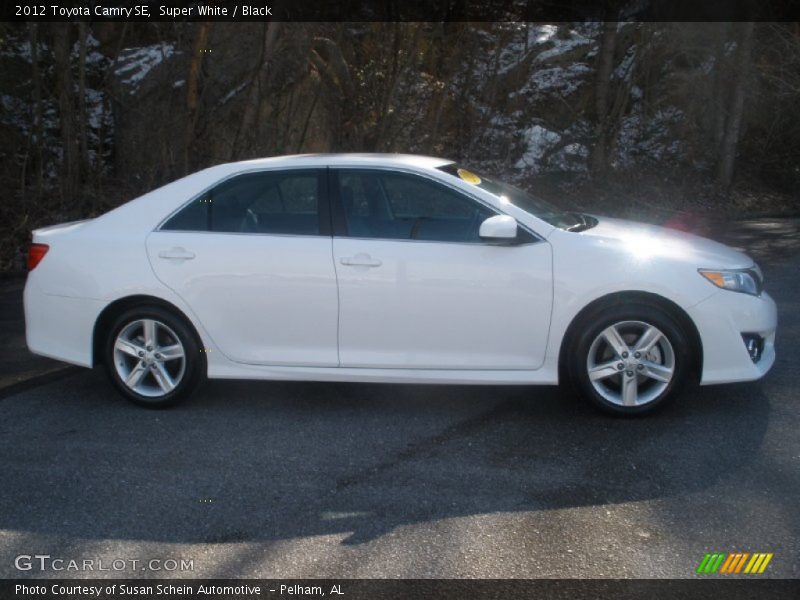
{"left": 688, "top": 289, "right": 777, "bottom": 385}
{"left": 24, "top": 276, "right": 102, "bottom": 368}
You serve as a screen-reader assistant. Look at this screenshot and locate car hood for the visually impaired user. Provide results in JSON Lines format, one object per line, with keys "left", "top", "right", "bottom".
{"left": 574, "top": 216, "right": 754, "bottom": 269}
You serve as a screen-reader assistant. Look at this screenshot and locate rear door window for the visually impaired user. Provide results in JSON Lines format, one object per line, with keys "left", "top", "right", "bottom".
{"left": 162, "top": 170, "right": 323, "bottom": 235}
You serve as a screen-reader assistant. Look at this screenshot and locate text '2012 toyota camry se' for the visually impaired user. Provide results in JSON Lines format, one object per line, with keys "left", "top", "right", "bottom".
{"left": 24, "top": 154, "right": 777, "bottom": 414}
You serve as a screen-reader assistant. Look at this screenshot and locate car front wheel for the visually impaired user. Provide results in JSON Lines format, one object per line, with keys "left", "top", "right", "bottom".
{"left": 104, "top": 306, "right": 204, "bottom": 408}
{"left": 567, "top": 302, "right": 692, "bottom": 415}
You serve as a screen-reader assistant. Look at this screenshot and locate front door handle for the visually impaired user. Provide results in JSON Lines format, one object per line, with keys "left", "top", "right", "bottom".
{"left": 340, "top": 254, "right": 382, "bottom": 268}
{"left": 158, "top": 247, "right": 196, "bottom": 261}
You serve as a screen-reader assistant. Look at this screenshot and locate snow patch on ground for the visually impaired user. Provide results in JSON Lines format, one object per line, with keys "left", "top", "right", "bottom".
{"left": 515, "top": 122, "right": 591, "bottom": 174}
{"left": 115, "top": 43, "right": 176, "bottom": 94}
{"left": 614, "top": 45, "right": 637, "bottom": 81}
{"left": 507, "top": 26, "right": 595, "bottom": 101}
{"left": 515, "top": 125, "right": 562, "bottom": 171}
{"left": 550, "top": 142, "right": 590, "bottom": 172}
{"left": 523, "top": 63, "right": 592, "bottom": 99}
{"left": 496, "top": 24, "right": 594, "bottom": 76}
{"left": 534, "top": 30, "right": 593, "bottom": 64}
{"left": 85, "top": 88, "right": 104, "bottom": 129}
{"left": 0, "top": 39, "right": 43, "bottom": 61}
{"left": 617, "top": 106, "right": 684, "bottom": 167}
{"left": 71, "top": 32, "right": 106, "bottom": 65}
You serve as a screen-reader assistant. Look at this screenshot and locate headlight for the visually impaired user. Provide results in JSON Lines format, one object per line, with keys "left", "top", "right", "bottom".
{"left": 698, "top": 268, "right": 763, "bottom": 296}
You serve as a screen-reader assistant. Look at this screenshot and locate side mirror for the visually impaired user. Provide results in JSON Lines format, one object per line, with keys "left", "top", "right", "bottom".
{"left": 479, "top": 215, "right": 518, "bottom": 242}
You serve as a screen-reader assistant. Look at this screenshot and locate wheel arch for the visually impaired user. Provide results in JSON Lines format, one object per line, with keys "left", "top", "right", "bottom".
{"left": 92, "top": 295, "right": 204, "bottom": 367}
{"left": 558, "top": 291, "right": 703, "bottom": 383}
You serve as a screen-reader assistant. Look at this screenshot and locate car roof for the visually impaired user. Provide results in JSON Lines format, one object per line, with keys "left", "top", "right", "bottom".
{"left": 227, "top": 153, "right": 454, "bottom": 170}
{"left": 89, "top": 154, "right": 456, "bottom": 231}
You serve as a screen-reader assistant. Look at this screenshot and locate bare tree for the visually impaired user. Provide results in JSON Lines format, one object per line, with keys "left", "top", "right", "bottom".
{"left": 590, "top": 21, "right": 618, "bottom": 176}
{"left": 375, "top": 23, "right": 423, "bottom": 151}
{"left": 184, "top": 22, "right": 212, "bottom": 173}
{"left": 53, "top": 25, "right": 77, "bottom": 206}
{"left": 710, "top": 23, "right": 731, "bottom": 153}
{"left": 427, "top": 25, "right": 467, "bottom": 153}
{"left": 716, "top": 22, "right": 755, "bottom": 187}
{"left": 28, "top": 23, "right": 44, "bottom": 202}
{"left": 77, "top": 23, "right": 89, "bottom": 182}
{"left": 233, "top": 22, "right": 281, "bottom": 157}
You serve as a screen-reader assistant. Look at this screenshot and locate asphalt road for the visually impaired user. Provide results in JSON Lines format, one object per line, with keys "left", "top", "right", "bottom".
{"left": 0, "top": 226, "right": 798, "bottom": 579}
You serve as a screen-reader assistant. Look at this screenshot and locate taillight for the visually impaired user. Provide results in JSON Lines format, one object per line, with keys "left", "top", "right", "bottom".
{"left": 27, "top": 243, "right": 49, "bottom": 271}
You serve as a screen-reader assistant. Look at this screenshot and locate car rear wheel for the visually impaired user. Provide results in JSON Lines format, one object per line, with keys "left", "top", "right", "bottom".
{"left": 104, "top": 306, "right": 204, "bottom": 408}
{"left": 567, "top": 302, "right": 692, "bottom": 415}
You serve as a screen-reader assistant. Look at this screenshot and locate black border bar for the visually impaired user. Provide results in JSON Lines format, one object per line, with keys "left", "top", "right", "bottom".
{"left": 3, "top": 0, "right": 800, "bottom": 22}
{"left": 4, "top": 579, "right": 800, "bottom": 600}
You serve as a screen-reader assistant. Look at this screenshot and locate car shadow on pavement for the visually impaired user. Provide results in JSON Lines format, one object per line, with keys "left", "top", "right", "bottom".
{"left": 0, "top": 370, "right": 770, "bottom": 548}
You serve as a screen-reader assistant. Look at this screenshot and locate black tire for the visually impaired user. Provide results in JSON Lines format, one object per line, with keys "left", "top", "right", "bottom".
{"left": 103, "top": 305, "right": 205, "bottom": 408}
{"left": 565, "top": 301, "right": 693, "bottom": 416}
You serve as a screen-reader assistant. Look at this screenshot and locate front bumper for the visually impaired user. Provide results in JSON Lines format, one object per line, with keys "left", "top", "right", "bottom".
{"left": 688, "top": 289, "right": 777, "bottom": 385}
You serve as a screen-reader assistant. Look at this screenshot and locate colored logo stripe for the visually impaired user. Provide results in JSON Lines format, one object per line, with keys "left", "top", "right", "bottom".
{"left": 745, "top": 553, "right": 773, "bottom": 574}
{"left": 719, "top": 553, "right": 737, "bottom": 573}
{"left": 719, "top": 553, "right": 748, "bottom": 573}
{"left": 697, "top": 552, "right": 773, "bottom": 574}
{"left": 697, "top": 553, "right": 726, "bottom": 573}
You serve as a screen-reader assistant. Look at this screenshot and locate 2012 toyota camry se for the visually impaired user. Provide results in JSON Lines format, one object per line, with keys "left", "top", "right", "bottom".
{"left": 24, "top": 154, "right": 777, "bottom": 414}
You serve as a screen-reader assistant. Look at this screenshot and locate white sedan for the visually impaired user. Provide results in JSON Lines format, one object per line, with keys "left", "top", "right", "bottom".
{"left": 24, "top": 154, "right": 777, "bottom": 414}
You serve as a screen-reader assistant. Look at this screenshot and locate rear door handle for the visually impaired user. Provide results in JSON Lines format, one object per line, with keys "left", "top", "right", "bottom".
{"left": 158, "top": 247, "right": 195, "bottom": 260}
{"left": 340, "top": 254, "right": 382, "bottom": 268}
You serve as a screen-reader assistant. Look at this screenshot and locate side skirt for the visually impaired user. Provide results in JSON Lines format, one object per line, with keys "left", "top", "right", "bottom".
{"left": 207, "top": 363, "right": 559, "bottom": 385}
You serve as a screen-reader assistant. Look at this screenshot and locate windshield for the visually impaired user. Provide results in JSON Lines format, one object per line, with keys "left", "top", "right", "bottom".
{"left": 436, "top": 164, "right": 588, "bottom": 230}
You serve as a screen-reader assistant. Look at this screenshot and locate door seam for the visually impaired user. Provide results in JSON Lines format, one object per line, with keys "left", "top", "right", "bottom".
{"left": 330, "top": 236, "right": 342, "bottom": 367}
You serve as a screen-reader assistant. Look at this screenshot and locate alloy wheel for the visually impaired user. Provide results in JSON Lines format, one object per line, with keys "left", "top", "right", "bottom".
{"left": 586, "top": 320, "right": 675, "bottom": 407}
{"left": 113, "top": 318, "right": 186, "bottom": 398}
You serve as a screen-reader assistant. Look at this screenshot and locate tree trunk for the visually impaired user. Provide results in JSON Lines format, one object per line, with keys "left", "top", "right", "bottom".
{"left": 296, "top": 84, "right": 321, "bottom": 153}
{"left": 711, "top": 23, "right": 730, "bottom": 153}
{"left": 184, "top": 22, "right": 212, "bottom": 173}
{"left": 373, "top": 22, "right": 402, "bottom": 150}
{"left": 53, "top": 25, "right": 77, "bottom": 207}
{"left": 234, "top": 22, "right": 280, "bottom": 157}
{"left": 28, "top": 23, "right": 44, "bottom": 202}
{"left": 380, "top": 24, "right": 423, "bottom": 151}
{"left": 77, "top": 23, "right": 89, "bottom": 181}
{"left": 590, "top": 21, "right": 618, "bottom": 177}
{"left": 428, "top": 26, "right": 464, "bottom": 152}
{"left": 716, "top": 22, "right": 755, "bottom": 187}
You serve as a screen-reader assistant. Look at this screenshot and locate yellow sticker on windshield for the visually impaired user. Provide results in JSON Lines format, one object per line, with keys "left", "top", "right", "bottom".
{"left": 457, "top": 168, "right": 481, "bottom": 185}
